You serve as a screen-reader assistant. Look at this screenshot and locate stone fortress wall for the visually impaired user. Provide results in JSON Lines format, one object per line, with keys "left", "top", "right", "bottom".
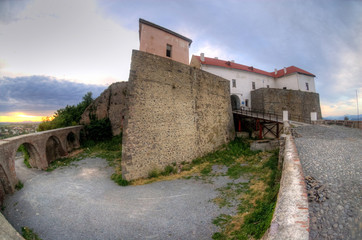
{"left": 251, "top": 88, "right": 322, "bottom": 121}
{"left": 121, "top": 50, "right": 235, "bottom": 181}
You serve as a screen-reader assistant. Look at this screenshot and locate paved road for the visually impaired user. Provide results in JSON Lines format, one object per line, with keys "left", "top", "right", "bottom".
{"left": 294, "top": 125, "right": 362, "bottom": 240}
{"left": 2, "top": 156, "right": 237, "bottom": 240}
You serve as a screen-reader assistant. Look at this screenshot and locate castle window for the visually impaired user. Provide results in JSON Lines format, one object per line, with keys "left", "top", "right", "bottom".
{"left": 232, "top": 79, "right": 236, "bottom": 88}
{"left": 267, "top": 85, "right": 270, "bottom": 88}
{"left": 306, "top": 82, "right": 309, "bottom": 91}
{"left": 166, "top": 44, "right": 172, "bottom": 57}
{"left": 245, "top": 99, "right": 249, "bottom": 107}
{"left": 252, "top": 82, "right": 255, "bottom": 90}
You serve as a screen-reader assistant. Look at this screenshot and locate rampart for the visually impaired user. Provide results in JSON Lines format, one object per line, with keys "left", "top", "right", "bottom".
{"left": 121, "top": 50, "right": 235, "bottom": 180}
{"left": 251, "top": 88, "right": 322, "bottom": 122}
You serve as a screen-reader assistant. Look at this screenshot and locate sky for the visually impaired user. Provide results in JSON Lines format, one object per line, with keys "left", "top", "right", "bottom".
{"left": 0, "top": 0, "right": 361, "bottom": 122}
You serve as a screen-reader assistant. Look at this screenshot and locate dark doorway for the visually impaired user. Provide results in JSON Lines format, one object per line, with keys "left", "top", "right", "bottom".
{"left": 231, "top": 95, "right": 241, "bottom": 110}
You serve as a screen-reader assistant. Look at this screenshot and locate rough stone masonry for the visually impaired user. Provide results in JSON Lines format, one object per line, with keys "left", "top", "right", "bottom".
{"left": 251, "top": 88, "right": 322, "bottom": 122}
{"left": 121, "top": 50, "right": 235, "bottom": 180}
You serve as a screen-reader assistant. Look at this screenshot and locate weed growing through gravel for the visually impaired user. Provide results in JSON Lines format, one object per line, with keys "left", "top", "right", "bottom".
{"left": 212, "top": 149, "right": 281, "bottom": 240}
{"left": 21, "top": 226, "right": 42, "bottom": 240}
{"left": 15, "top": 180, "right": 24, "bottom": 190}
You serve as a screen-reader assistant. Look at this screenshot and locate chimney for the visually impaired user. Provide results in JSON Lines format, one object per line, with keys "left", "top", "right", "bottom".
{"left": 200, "top": 53, "right": 205, "bottom": 61}
{"left": 284, "top": 67, "right": 287, "bottom": 74}
{"left": 231, "top": 60, "right": 234, "bottom": 63}
{"left": 214, "top": 57, "right": 218, "bottom": 59}
{"left": 274, "top": 69, "right": 277, "bottom": 75}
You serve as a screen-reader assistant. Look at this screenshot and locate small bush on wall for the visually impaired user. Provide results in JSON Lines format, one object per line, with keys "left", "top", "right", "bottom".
{"left": 83, "top": 118, "right": 113, "bottom": 142}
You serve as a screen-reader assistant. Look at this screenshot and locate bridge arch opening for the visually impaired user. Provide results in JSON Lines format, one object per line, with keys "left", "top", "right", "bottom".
{"left": 66, "top": 132, "right": 77, "bottom": 152}
{"left": 16, "top": 143, "right": 42, "bottom": 168}
{"left": 231, "top": 95, "right": 241, "bottom": 110}
{"left": 46, "top": 136, "right": 66, "bottom": 164}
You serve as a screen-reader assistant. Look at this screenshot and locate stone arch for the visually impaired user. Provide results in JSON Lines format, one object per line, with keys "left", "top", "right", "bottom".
{"left": 46, "top": 136, "right": 67, "bottom": 164}
{"left": 0, "top": 164, "right": 12, "bottom": 205}
{"left": 231, "top": 94, "right": 241, "bottom": 110}
{"left": 15, "top": 142, "right": 42, "bottom": 168}
{"left": 66, "top": 131, "right": 78, "bottom": 152}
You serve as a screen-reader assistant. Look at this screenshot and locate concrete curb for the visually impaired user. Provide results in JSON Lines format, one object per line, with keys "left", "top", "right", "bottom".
{"left": 0, "top": 212, "right": 24, "bottom": 240}
{"left": 264, "top": 122, "right": 309, "bottom": 240}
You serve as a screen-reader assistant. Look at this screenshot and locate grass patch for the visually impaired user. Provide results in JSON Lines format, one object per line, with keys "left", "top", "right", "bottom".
{"left": 46, "top": 154, "right": 84, "bottom": 172}
{"left": 147, "top": 164, "right": 177, "bottom": 179}
{"left": 15, "top": 180, "right": 24, "bottom": 190}
{"left": 162, "top": 165, "right": 177, "bottom": 176}
{"left": 21, "top": 226, "right": 42, "bottom": 240}
{"left": 133, "top": 138, "right": 260, "bottom": 185}
{"left": 212, "top": 149, "right": 281, "bottom": 240}
{"left": 111, "top": 173, "right": 130, "bottom": 186}
{"left": 201, "top": 165, "right": 212, "bottom": 175}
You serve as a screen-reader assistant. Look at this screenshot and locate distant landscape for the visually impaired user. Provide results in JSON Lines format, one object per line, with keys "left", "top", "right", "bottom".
{"left": 323, "top": 114, "right": 362, "bottom": 121}
{"left": 0, "top": 123, "right": 39, "bottom": 140}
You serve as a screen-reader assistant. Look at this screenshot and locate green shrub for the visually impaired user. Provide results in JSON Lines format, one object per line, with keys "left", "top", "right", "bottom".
{"left": 200, "top": 165, "right": 212, "bottom": 175}
{"left": 148, "top": 168, "right": 160, "bottom": 178}
{"left": 37, "top": 92, "right": 93, "bottom": 131}
{"left": 21, "top": 227, "right": 42, "bottom": 240}
{"left": 83, "top": 118, "right": 112, "bottom": 142}
{"left": 15, "top": 181, "right": 23, "bottom": 190}
{"left": 161, "top": 165, "right": 177, "bottom": 176}
{"left": 111, "top": 173, "right": 129, "bottom": 186}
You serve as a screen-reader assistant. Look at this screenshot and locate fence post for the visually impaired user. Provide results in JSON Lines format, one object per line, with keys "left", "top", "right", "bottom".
{"left": 311, "top": 112, "right": 317, "bottom": 124}
{"left": 283, "top": 110, "right": 288, "bottom": 122}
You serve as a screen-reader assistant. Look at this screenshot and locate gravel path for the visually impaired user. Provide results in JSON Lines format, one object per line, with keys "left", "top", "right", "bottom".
{"left": 294, "top": 125, "right": 362, "bottom": 240}
{"left": 2, "top": 156, "right": 239, "bottom": 240}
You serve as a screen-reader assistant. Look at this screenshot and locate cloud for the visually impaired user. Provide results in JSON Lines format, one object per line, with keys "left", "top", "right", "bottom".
{"left": 321, "top": 94, "right": 361, "bottom": 117}
{"left": 0, "top": 76, "right": 106, "bottom": 116}
{"left": 1, "top": 0, "right": 361, "bottom": 117}
{"left": 0, "top": 0, "right": 138, "bottom": 85}
{"left": 0, "top": 0, "right": 29, "bottom": 24}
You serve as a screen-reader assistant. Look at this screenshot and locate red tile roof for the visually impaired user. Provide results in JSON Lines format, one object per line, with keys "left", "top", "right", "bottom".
{"left": 192, "top": 55, "right": 316, "bottom": 77}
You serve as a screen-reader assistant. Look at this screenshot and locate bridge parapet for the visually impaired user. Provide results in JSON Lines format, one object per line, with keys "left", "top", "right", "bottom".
{"left": 0, "top": 126, "right": 83, "bottom": 204}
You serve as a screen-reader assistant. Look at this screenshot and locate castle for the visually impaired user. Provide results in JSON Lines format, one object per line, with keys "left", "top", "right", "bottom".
{"left": 81, "top": 18, "right": 322, "bottom": 180}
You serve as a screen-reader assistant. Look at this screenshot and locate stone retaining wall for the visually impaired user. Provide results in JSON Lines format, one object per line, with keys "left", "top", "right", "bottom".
{"left": 264, "top": 121, "right": 309, "bottom": 240}
{"left": 251, "top": 88, "right": 322, "bottom": 122}
{"left": 121, "top": 50, "right": 235, "bottom": 181}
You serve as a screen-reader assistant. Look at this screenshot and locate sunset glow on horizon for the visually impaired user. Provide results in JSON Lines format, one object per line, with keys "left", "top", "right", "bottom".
{"left": 0, "top": 112, "right": 47, "bottom": 123}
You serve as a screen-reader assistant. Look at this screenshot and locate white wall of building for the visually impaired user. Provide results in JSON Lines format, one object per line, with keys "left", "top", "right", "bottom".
{"left": 199, "top": 63, "right": 316, "bottom": 110}
{"left": 275, "top": 73, "right": 316, "bottom": 92}
{"left": 201, "top": 65, "right": 274, "bottom": 108}
{"left": 274, "top": 74, "right": 299, "bottom": 90}
{"left": 297, "top": 74, "right": 316, "bottom": 92}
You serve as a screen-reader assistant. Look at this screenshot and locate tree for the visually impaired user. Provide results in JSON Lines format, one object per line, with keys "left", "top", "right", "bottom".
{"left": 37, "top": 92, "right": 94, "bottom": 131}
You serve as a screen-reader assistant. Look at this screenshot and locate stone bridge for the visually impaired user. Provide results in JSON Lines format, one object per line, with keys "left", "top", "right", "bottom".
{"left": 0, "top": 126, "right": 83, "bottom": 204}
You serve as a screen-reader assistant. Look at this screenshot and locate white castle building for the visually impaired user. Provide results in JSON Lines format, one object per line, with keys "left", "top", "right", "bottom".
{"left": 190, "top": 54, "right": 316, "bottom": 110}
